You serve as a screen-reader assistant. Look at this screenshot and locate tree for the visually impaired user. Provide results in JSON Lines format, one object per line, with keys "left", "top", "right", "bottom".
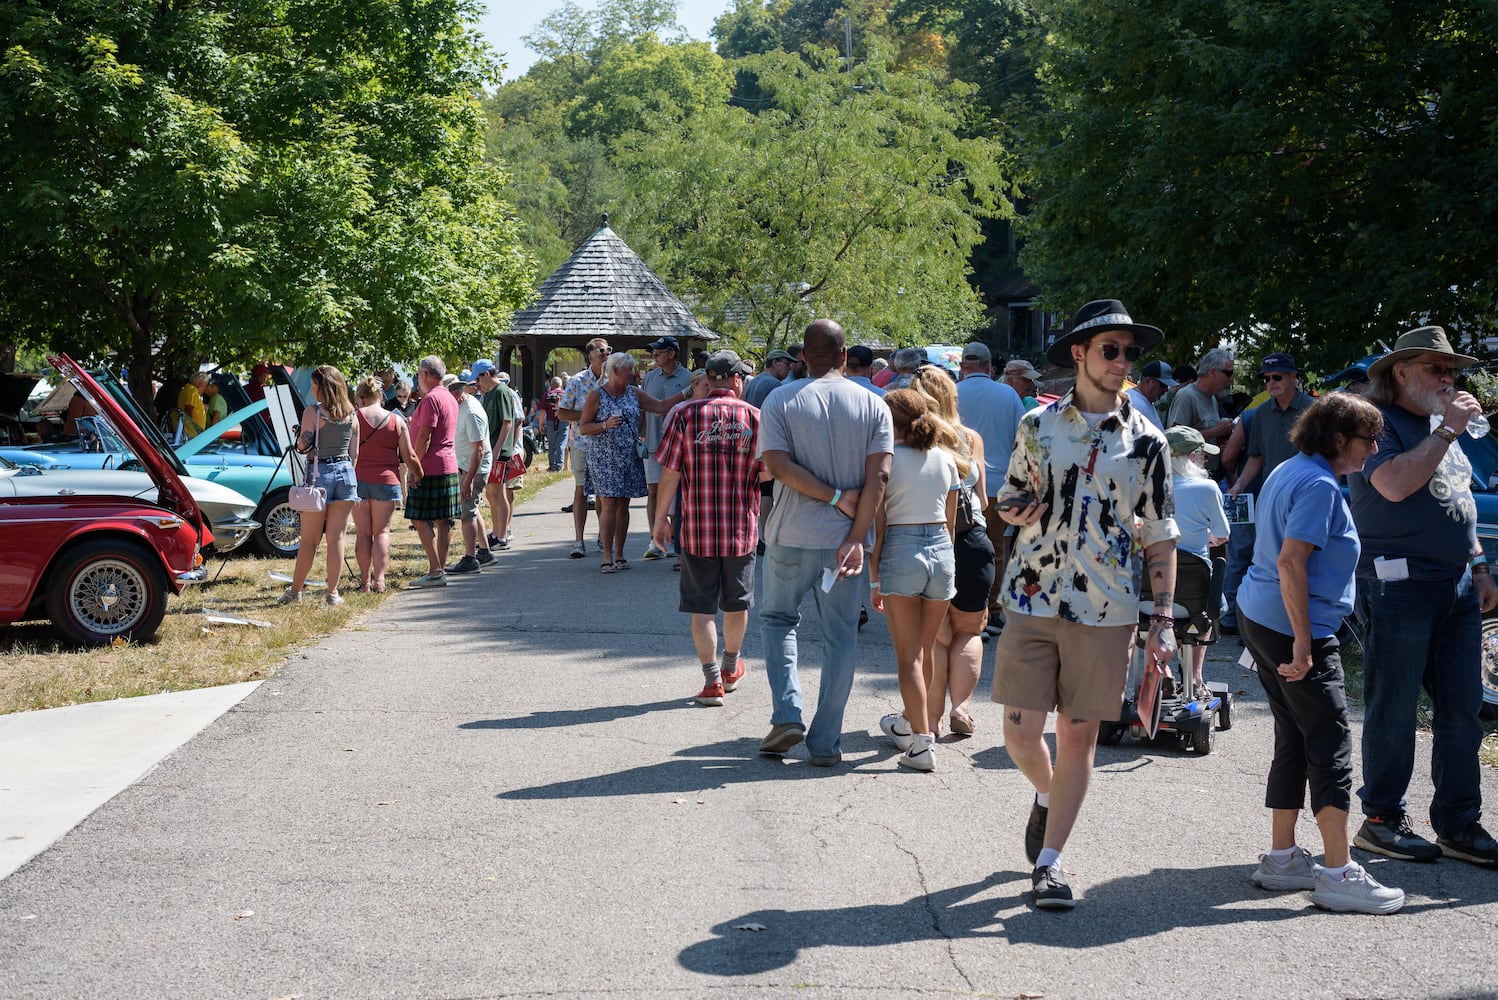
{"left": 1016, "top": 0, "right": 1498, "bottom": 371}
{"left": 0, "top": 0, "right": 533, "bottom": 412}
{"left": 615, "top": 46, "right": 1010, "bottom": 351}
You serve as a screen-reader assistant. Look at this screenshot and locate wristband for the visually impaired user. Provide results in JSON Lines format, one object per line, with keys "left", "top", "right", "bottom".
{"left": 828, "top": 488, "right": 843, "bottom": 508}
{"left": 870, "top": 580, "right": 880, "bottom": 590}
{"left": 1473, "top": 554, "right": 1488, "bottom": 567}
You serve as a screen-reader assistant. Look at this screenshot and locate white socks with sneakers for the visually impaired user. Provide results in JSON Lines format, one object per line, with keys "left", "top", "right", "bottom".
{"left": 909, "top": 733, "right": 936, "bottom": 752}
{"left": 1036, "top": 791, "right": 1051, "bottom": 809}
{"left": 1036, "top": 848, "right": 1061, "bottom": 870}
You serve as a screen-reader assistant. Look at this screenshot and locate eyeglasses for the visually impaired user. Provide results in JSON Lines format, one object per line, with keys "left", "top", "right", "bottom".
{"left": 1219, "top": 368, "right": 1235, "bottom": 376}
{"left": 1351, "top": 434, "right": 1379, "bottom": 445}
{"left": 1417, "top": 361, "right": 1462, "bottom": 379}
{"left": 1097, "top": 343, "right": 1143, "bottom": 362}
{"left": 1262, "top": 372, "right": 1289, "bottom": 383}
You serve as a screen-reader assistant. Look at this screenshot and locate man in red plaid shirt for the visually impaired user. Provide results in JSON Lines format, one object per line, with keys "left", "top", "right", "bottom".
{"left": 652, "top": 350, "right": 766, "bottom": 706}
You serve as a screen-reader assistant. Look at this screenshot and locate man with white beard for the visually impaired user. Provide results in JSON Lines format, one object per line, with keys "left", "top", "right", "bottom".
{"left": 1348, "top": 326, "right": 1498, "bottom": 868}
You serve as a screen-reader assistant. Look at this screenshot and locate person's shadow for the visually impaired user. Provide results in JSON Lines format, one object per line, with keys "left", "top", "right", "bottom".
{"left": 459, "top": 698, "right": 686, "bottom": 731}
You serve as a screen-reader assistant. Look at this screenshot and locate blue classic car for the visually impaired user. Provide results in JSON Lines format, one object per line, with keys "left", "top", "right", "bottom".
{"left": 0, "top": 370, "right": 302, "bottom": 557}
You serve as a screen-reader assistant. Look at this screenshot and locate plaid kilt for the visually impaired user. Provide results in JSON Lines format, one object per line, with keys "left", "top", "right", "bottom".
{"left": 406, "top": 472, "right": 461, "bottom": 521}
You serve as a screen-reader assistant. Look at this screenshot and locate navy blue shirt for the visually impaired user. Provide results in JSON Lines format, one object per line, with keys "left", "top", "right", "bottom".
{"left": 1348, "top": 403, "right": 1476, "bottom": 580}
{"left": 1237, "top": 452, "right": 1359, "bottom": 638}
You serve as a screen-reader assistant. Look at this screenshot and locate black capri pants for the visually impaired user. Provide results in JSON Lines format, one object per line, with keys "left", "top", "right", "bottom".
{"left": 1239, "top": 614, "right": 1353, "bottom": 815}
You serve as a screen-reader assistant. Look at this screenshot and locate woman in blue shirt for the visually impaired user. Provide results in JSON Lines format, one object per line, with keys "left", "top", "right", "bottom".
{"left": 1236, "top": 393, "right": 1405, "bottom": 915}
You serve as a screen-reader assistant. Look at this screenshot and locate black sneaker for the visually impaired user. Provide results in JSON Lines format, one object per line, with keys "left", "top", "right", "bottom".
{"left": 1032, "top": 865, "right": 1075, "bottom": 910}
{"left": 445, "top": 555, "right": 481, "bottom": 575}
{"left": 1025, "top": 798, "right": 1049, "bottom": 864}
{"left": 475, "top": 548, "right": 496, "bottom": 567}
{"left": 487, "top": 532, "right": 501, "bottom": 547}
{"left": 1354, "top": 812, "right": 1442, "bottom": 862}
{"left": 1438, "top": 820, "right": 1498, "bottom": 866}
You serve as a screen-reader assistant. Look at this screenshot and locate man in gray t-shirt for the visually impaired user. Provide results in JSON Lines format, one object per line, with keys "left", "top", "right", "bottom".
{"left": 755, "top": 319, "right": 893, "bottom": 765}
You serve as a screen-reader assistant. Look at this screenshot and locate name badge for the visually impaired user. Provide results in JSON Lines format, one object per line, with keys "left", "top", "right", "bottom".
{"left": 1374, "top": 556, "right": 1410, "bottom": 581}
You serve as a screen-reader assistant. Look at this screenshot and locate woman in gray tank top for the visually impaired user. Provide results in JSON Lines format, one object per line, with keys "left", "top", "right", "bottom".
{"left": 279, "top": 365, "right": 360, "bottom": 607}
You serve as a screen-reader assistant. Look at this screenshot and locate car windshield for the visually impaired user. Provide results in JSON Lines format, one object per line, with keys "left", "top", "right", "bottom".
{"left": 84, "top": 369, "right": 192, "bottom": 476}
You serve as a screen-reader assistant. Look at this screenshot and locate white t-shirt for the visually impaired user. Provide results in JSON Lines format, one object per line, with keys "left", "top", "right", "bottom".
{"left": 454, "top": 393, "right": 493, "bottom": 476}
{"left": 884, "top": 445, "right": 959, "bottom": 524}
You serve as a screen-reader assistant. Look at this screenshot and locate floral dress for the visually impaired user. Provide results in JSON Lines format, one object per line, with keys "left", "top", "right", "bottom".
{"left": 586, "top": 385, "right": 647, "bottom": 499}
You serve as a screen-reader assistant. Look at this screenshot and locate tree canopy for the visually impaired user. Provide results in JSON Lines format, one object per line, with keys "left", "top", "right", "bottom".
{"left": 0, "top": 0, "right": 533, "bottom": 408}
{"left": 1016, "top": 0, "right": 1498, "bottom": 370}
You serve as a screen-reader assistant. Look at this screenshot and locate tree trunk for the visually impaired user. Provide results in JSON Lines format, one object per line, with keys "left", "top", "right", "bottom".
{"left": 127, "top": 318, "right": 157, "bottom": 424}
{"left": 0, "top": 343, "right": 14, "bottom": 375}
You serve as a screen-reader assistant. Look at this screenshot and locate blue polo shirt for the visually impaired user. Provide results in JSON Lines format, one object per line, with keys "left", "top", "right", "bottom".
{"left": 1236, "top": 451, "right": 1360, "bottom": 638}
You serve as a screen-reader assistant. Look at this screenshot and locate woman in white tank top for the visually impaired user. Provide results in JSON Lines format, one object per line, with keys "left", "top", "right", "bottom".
{"left": 871, "top": 388, "right": 961, "bottom": 772}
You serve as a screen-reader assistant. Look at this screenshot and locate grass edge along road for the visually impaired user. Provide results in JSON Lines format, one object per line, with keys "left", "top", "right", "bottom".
{"left": 0, "top": 470, "right": 569, "bottom": 716}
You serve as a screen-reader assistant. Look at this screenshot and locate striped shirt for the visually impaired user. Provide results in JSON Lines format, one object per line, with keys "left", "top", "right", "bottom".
{"left": 654, "top": 389, "right": 764, "bottom": 557}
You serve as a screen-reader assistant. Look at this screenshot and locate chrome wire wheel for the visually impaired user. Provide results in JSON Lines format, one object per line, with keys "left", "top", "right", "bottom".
{"left": 69, "top": 557, "right": 150, "bottom": 636}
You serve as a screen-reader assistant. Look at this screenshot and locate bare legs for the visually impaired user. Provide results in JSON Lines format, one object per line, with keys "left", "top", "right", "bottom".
{"left": 289, "top": 500, "right": 355, "bottom": 598}
{"left": 1272, "top": 806, "right": 1352, "bottom": 868}
{"left": 930, "top": 606, "right": 986, "bottom": 732}
{"left": 691, "top": 610, "right": 748, "bottom": 666}
{"left": 353, "top": 498, "right": 396, "bottom": 591}
{"left": 597, "top": 496, "right": 630, "bottom": 564}
{"left": 1003, "top": 709, "right": 1101, "bottom": 853}
{"left": 884, "top": 593, "right": 950, "bottom": 737}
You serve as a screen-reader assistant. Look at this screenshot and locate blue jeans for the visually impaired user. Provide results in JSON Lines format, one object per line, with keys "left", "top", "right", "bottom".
{"left": 1220, "top": 520, "right": 1256, "bottom": 629}
{"left": 1355, "top": 571, "right": 1485, "bottom": 837}
{"left": 760, "top": 543, "right": 867, "bottom": 758}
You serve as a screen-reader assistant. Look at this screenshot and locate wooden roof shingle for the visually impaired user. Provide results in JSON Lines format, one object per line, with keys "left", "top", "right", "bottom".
{"left": 506, "top": 224, "right": 717, "bottom": 344}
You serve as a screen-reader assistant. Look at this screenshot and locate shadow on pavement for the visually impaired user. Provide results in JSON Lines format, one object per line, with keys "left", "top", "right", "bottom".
{"left": 678, "top": 873, "right": 1016, "bottom": 976}
{"left": 458, "top": 699, "right": 688, "bottom": 730}
{"left": 494, "top": 734, "right": 901, "bottom": 800}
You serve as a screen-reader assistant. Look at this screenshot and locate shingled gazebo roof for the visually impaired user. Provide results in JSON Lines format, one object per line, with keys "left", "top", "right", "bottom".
{"left": 498, "top": 222, "right": 717, "bottom": 403}
{"left": 508, "top": 224, "right": 715, "bottom": 344}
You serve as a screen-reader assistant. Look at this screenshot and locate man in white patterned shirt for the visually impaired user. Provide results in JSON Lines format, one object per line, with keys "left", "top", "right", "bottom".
{"left": 993, "top": 298, "right": 1179, "bottom": 910}
{"left": 556, "top": 338, "right": 609, "bottom": 558}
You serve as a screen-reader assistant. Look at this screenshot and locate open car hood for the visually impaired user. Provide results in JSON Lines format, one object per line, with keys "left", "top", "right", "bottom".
{"left": 175, "top": 398, "right": 270, "bottom": 459}
{"left": 0, "top": 373, "right": 41, "bottom": 414}
{"left": 48, "top": 354, "right": 203, "bottom": 533}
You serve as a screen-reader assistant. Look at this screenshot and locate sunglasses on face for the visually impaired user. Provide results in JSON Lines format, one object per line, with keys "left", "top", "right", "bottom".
{"left": 1418, "top": 361, "right": 1462, "bottom": 379}
{"left": 1262, "top": 372, "right": 1289, "bottom": 383}
{"left": 1097, "top": 343, "right": 1143, "bottom": 362}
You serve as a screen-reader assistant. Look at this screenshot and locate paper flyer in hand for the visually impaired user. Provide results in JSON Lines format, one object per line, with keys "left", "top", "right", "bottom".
{"left": 1223, "top": 492, "right": 1255, "bottom": 525}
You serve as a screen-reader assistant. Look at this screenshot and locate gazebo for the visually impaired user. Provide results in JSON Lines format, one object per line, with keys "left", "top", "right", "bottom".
{"left": 499, "top": 218, "right": 717, "bottom": 404}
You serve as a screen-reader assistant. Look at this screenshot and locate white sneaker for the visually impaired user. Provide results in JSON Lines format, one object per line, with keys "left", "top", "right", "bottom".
{"left": 899, "top": 735, "right": 936, "bottom": 771}
{"left": 324, "top": 591, "right": 345, "bottom": 607}
{"left": 879, "top": 712, "right": 914, "bottom": 751}
{"left": 1309, "top": 862, "right": 1405, "bottom": 914}
{"left": 1251, "top": 847, "right": 1322, "bottom": 891}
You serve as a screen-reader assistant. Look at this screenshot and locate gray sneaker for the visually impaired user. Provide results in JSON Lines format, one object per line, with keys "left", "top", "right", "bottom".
{"left": 758, "top": 723, "right": 806, "bottom": 755}
{"left": 1251, "top": 847, "right": 1322, "bottom": 891}
{"left": 407, "top": 571, "right": 448, "bottom": 589}
{"left": 475, "top": 548, "right": 496, "bottom": 567}
{"left": 445, "top": 555, "right": 481, "bottom": 574}
{"left": 1309, "top": 862, "right": 1405, "bottom": 914}
{"left": 879, "top": 712, "right": 914, "bottom": 751}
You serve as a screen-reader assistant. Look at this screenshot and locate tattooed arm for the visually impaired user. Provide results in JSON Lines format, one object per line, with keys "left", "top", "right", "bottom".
{"left": 1143, "top": 539, "right": 1178, "bottom": 666}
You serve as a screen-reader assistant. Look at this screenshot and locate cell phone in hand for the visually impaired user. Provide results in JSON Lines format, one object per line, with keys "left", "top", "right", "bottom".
{"left": 994, "top": 494, "right": 1034, "bottom": 513}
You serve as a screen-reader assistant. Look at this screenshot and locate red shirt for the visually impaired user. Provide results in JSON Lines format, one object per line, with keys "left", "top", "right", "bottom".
{"left": 654, "top": 389, "right": 763, "bottom": 558}
{"left": 411, "top": 385, "right": 458, "bottom": 476}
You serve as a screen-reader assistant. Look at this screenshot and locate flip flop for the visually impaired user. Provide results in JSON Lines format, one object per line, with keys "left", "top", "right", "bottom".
{"left": 600, "top": 561, "right": 615, "bottom": 574}
{"left": 615, "top": 558, "right": 631, "bottom": 571}
{"left": 949, "top": 712, "right": 975, "bottom": 736}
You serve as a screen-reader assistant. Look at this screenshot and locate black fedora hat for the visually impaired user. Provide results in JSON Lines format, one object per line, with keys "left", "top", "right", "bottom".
{"left": 1046, "top": 298, "right": 1165, "bottom": 369}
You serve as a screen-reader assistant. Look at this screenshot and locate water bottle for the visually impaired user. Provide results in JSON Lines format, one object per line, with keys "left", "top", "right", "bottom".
{"left": 1469, "top": 413, "right": 1490, "bottom": 439}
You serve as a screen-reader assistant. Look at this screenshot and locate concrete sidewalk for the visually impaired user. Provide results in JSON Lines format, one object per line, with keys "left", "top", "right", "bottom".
{"left": 1, "top": 478, "right": 1496, "bottom": 999}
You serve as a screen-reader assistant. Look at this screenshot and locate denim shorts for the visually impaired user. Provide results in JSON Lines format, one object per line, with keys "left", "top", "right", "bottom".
{"left": 357, "top": 481, "right": 401, "bottom": 502}
{"left": 310, "top": 459, "right": 357, "bottom": 503}
{"left": 879, "top": 524, "right": 956, "bottom": 600}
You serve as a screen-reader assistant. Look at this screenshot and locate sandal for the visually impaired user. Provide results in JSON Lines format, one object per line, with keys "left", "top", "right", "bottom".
{"left": 614, "top": 558, "right": 631, "bottom": 571}
{"left": 600, "top": 561, "right": 616, "bottom": 574}
{"left": 949, "top": 712, "right": 975, "bottom": 736}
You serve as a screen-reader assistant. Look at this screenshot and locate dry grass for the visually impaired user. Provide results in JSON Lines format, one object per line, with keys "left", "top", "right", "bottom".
{"left": 0, "top": 469, "right": 569, "bottom": 715}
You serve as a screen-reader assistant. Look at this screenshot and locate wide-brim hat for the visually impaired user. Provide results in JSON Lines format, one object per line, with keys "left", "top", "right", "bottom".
{"left": 1367, "top": 325, "right": 1477, "bottom": 379}
{"left": 1047, "top": 299, "right": 1165, "bottom": 368}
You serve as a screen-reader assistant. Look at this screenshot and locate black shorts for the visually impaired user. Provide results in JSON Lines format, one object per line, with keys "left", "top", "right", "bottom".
{"left": 760, "top": 480, "right": 774, "bottom": 498}
{"left": 678, "top": 551, "right": 756, "bottom": 615}
{"left": 951, "top": 524, "right": 996, "bottom": 614}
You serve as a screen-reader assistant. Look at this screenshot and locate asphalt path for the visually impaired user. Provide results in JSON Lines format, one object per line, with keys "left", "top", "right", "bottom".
{"left": 2, "top": 478, "right": 1496, "bottom": 999}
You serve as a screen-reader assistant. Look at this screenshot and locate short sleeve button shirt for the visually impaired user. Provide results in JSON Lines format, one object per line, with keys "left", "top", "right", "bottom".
{"left": 559, "top": 368, "right": 601, "bottom": 454}
{"left": 655, "top": 389, "right": 764, "bottom": 557}
{"left": 998, "top": 391, "right": 1178, "bottom": 627}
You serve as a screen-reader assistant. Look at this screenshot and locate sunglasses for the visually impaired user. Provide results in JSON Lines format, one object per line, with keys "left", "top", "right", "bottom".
{"left": 1418, "top": 361, "right": 1462, "bottom": 379}
{"left": 1097, "top": 343, "right": 1143, "bottom": 362}
{"left": 1262, "top": 372, "right": 1290, "bottom": 383}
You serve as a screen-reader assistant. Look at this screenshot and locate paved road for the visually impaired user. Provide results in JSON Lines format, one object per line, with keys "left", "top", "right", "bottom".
{"left": 2, "top": 479, "right": 1496, "bottom": 999}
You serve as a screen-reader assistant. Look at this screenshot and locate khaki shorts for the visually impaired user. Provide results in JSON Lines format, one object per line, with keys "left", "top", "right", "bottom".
{"left": 571, "top": 444, "right": 588, "bottom": 484}
{"left": 991, "top": 612, "right": 1134, "bottom": 721}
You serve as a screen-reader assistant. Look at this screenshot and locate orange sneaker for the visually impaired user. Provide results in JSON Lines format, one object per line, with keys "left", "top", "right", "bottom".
{"left": 695, "top": 682, "right": 725, "bottom": 706}
{"left": 721, "top": 658, "right": 747, "bottom": 692}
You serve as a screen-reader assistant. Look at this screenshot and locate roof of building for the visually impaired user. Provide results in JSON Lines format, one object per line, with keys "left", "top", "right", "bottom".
{"left": 505, "top": 223, "right": 717, "bottom": 345}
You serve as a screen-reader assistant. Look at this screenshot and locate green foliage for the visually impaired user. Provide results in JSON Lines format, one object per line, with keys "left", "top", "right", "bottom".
{"left": 0, "top": 0, "right": 533, "bottom": 411}
{"left": 615, "top": 46, "right": 1009, "bottom": 352}
{"left": 1017, "top": 0, "right": 1498, "bottom": 372}
{"left": 565, "top": 38, "right": 732, "bottom": 142}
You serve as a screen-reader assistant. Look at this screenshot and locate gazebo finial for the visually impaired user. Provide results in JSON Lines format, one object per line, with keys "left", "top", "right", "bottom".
{"left": 600, "top": 212, "right": 609, "bottom": 229}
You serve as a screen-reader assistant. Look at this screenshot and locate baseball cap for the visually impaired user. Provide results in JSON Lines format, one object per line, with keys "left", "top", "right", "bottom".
{"left": 962, "top": 342, "right": 992, "bottom": 363}
{"left": 707, "top": 350, "right": 753, "bottom": 378}
{"left": 891, "top": 347, "right": 924, "bottom": 372}
{"left": 1140, "top": 360, "right": 1177, "bottom": 386}
{"left": 1165, "top": 425, "right": 1219, "bottom": 456}
{"left": 647, "top": 335, "right": 680, "bottom": 353}
{"left": 1259, "top": 352, "right": 1298, "bottom": 375}
{"left": 470, "top": 359, "right": 496, "bottom": 379}
{"left": 847, "top": 345, "right": 875, "bottom": 366}
{"left": 764, "top": 349, "right": 794, "bottom": 364}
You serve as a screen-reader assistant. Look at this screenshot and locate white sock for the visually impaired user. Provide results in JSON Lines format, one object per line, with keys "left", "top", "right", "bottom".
{"left": 1267, "top": 846, "right": 1299, "bottom": 862}
{"left": 1036, "top": 848, "right": 1061, "bottom": 870}
{"left": 1035, "top": 791, "right": 1051, "bottom": 809}
{"left": 1325, "top": 863, "right": 1356, "bottom": 879}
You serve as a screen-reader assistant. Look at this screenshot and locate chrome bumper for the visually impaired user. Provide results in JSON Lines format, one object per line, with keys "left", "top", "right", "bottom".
{"left": 207, "top": 516, "right": 260, "bottom": 553}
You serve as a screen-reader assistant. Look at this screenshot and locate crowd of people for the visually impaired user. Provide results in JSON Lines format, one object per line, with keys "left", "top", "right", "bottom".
{"left": 274, "top": 306, "right": 1496, "bottom": 916}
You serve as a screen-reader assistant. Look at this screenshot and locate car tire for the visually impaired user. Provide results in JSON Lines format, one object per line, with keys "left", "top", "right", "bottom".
{"left": 252, "top": 487, "right": 301, "bottom": 558}
{"left": 1480, "top": 610, "right": 1498, "bottom": 720}
{"left": 46, "top": 538, "right": 169, "bottom": 645}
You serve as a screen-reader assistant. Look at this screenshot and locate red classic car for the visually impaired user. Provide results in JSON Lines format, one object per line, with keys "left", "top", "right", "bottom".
{"left": 0, "top": 355, "right": 207, "bottom": 644}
